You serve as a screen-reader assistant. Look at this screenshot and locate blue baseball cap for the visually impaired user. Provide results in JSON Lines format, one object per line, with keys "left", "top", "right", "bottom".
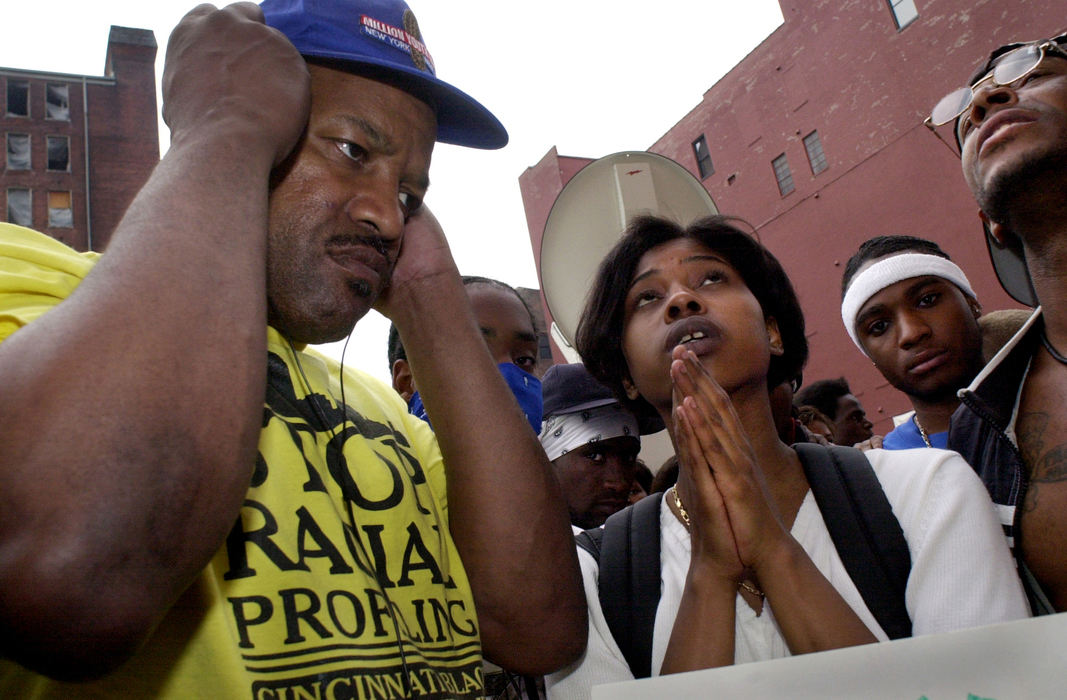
{"left": 261, "top": 0, "right": 508, "bottom": 149}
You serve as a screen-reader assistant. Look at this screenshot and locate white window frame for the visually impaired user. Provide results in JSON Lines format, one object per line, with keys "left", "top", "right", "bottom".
{"left": 888, "top": 0, "right": 919, "bottom": 30}
{"left": 772, "top": 153, "right": 795, "bottom": 196}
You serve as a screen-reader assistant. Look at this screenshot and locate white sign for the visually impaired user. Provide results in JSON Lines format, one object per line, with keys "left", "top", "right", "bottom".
{"left": 592, "top": 613, "right": 1067, "bottom": 699}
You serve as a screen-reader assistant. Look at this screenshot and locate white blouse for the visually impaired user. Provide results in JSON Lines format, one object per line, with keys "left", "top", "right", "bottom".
{"left": 547, "top": 447, "right": 1031, "bottom": 699}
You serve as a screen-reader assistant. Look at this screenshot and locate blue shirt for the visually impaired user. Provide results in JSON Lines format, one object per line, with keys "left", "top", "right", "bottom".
{"left": 882, "top": 414, "right": 948, "bottom": 450}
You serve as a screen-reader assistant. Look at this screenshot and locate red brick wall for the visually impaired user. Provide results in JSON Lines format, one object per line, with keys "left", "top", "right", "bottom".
{"left": 87, "top": 28, "right": 159, "bottom": 251}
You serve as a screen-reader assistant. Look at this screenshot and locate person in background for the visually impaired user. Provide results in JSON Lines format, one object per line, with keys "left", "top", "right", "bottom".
{"left": 840, "top": 235, "right": 984, "bottom": 450}
{"left": 794, "top": 377, "right": 875, "bottom": 447}
{"left": 539, "top": 363, "right": 642, "bottom": 530}
{"left": 388, "top": 275, "right": 543, "bottom": 433}
{"left": 796, "top": 405, "right": 836, "bottom": 444}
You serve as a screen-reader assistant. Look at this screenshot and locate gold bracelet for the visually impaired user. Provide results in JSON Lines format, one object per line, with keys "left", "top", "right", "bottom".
{"left": 672, "top": 487, "right": 765, "bottom": 599}
{"left": 738, "top": 580, "right": 765, "bottom": 599}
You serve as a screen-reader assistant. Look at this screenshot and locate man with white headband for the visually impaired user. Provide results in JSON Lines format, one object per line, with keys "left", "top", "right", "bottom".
{"left": 840, "top": 236, "right": 984, "bottom": 450}
{"left": 540, "top": 364, "right": 641, "bottom": 530}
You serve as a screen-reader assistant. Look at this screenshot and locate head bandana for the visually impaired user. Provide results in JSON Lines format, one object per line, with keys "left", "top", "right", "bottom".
{"left": 841, "top": 253, "right": 976, "bottom": 353}
{"left": 539, "top": 403, "right": 639, "bottom": 462}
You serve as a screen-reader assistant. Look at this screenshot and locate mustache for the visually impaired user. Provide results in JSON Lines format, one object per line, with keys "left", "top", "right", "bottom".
{"left": 328, "top": 231, "right": 398, "bottom": 267}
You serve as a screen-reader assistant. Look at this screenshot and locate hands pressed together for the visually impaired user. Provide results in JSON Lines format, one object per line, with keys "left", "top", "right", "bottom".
{"left": 670, "top": 346, "right": 790, "bottom": 588}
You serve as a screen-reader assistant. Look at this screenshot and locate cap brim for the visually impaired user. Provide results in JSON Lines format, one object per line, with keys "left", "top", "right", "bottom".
{"left": 984, "top": 221, "right": 1038, "bottom": 306}
{"left": 301, "top": 49, "right": 508, "bottom": 149}
{"left": 545, "top": 396, "right": 618, "bottom": 417}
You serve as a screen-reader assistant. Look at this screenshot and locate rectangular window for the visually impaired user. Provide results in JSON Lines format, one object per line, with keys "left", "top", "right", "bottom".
{"left": 47, "top": 136, "right": 70, "bottom": 171}
{"left": 45, "top": 84, "right": 69, "bottom": 121}
{"left": 7, "top": 188, "right": 31, "bottom": 227}
{"left": 888, "top": 0, "right": 919, "bottom": 29}
{"left": 6, "top": 80, "right": 29, "bottom": 117}
{"left": 772, "top": 153, "right": 794, "bottom": 196}
{"left": 48, "top": 191, "right": 73, "bottom": 228}
{"left": 692, "top": 134, "right": 714, "bottom": 179}
{"left": 803, "top": 130, "right": 828, "bottom": 175}
{"left": 6, "top": 133, "right": 30, "bottom": 170}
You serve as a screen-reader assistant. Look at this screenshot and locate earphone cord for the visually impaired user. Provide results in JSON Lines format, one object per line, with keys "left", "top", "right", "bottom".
{"left": 286, "top": 336, "right": 415, "bottom": 696}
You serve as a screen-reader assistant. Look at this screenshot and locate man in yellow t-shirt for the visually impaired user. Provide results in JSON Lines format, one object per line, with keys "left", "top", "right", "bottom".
{"left": 0, "top": 0, "right": 584, "bottom": 696}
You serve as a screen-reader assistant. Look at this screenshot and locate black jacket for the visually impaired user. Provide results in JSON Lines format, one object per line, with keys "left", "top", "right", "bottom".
{"left": 949, "top": 308, "right": 1051, "bottom": 613}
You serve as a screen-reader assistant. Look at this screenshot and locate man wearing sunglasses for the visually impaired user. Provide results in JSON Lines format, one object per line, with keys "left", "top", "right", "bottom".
{"left": 925, "top": 33, "right": 1067, "bottom": 615}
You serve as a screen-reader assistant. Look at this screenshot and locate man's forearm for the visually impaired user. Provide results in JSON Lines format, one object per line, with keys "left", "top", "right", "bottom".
{"left": 390, "top": 273, "right": 586, "bottom": 673}
{"left": 0, "top": 132, "right": 275, "bottom": 679}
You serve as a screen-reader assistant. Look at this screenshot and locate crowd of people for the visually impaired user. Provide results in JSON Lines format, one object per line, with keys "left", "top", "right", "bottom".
{"left": 0, "top": 0, "right": 1065, "bottom": 697}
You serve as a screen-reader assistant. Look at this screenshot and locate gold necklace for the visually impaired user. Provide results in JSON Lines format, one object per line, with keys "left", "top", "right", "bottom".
{"left": 669, "top": 485, "right": 691, "bottom": 528}
{"left": 668, "top": 487, "right": 765, "bottom": 600}
{"left": 912, "top": 414, "right": 932, "bottom": 448}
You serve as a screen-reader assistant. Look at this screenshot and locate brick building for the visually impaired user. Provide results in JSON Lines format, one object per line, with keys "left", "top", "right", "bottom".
{"left": 2, "top": 26, "right": 158, "bottom": 252}
{"left": 520, "top": 0, "right": 1065, "bottom": 435}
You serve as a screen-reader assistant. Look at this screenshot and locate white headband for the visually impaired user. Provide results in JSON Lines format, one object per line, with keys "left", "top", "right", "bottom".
{"left": 539, "top": 403, "right": 639, "bottom": 462}
{"left": 841, "top": 253, "right": 975, "bottom": 353}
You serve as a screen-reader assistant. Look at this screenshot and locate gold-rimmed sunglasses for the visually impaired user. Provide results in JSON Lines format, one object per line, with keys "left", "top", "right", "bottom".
{"left": 924, "top": 38, "right": 1067, "bottom": 143}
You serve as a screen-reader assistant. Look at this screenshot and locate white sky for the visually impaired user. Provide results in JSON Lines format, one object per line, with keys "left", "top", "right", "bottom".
{"left": 4, "top": 1, "right": 784, "bottom": 383}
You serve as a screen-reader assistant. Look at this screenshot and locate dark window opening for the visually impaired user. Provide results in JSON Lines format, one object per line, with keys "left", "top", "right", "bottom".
{"left": 47, "top": 136, "right": 70, "bottom": 171}
{"left": 692, "top": 134, "right": 715, "bottom": 179}
{"left": 6, "top": 80, "right": 29, "bottom": 117}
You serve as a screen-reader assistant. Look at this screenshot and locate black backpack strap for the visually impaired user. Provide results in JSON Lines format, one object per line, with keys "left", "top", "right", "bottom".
{"left": 575, "top": 527, "right": 603, "bottom": 560}
{"left": 793, "top": 443, "right": 912, "bottom": 639}
{"left": 588, "top": 492, "right": 663, "bottom": 678}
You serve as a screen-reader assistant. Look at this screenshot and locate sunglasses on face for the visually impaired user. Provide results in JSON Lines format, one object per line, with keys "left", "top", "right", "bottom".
{"left": 924, "top": 38, "right": 1067, "bottom": 144}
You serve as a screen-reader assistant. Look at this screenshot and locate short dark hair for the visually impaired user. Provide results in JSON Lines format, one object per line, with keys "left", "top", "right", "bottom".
{"left": 841, "top": 235, "right": 951, "bottom": 300}
{"left": 794, "top": 377, "right": 852, "bottom": 421}
{"left": 387, "top": 275, "right": 535, "bottom": 369}
{"left": 575, "top": 215, "right": 808, "bottom": 423}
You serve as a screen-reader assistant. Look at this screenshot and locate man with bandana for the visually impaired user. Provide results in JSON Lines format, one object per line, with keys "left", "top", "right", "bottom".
{"left": 539, "top": 364, "right": 642, "bottom": 531}
{"left": 924, "top": 31, "right": 1067, "bottom": 614}
{"left": 0, "top": 0, "right": 584, "bottom": 694}
{"left": 839, "top": 235, "right": 984, "bottom": 450}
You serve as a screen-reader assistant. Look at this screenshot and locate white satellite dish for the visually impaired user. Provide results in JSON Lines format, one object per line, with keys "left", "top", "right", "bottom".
{"left": 539, "top": 151, "right": 718, "bottom": 352}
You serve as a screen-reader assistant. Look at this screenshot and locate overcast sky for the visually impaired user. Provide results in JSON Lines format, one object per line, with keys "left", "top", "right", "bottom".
{"left": 4, "top": 1, "right": 784, "bottom": 383}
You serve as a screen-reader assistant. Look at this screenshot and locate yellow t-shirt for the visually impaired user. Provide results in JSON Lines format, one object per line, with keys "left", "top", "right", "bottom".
{"left": 0, "top": 224, "right": 483, "bottom": 698}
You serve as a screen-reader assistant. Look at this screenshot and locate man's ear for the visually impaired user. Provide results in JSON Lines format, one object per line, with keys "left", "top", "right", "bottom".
{"left": 766, "top": 317, "right": 784, "bottom": 356}
{"left": 980, "top": 210, "right": 1007, "bottom": 246}
{"left": 622, "top": 375, "right": 640, "bottom": 401}
{"left": 391, "top": 359, "right": 416, "bottom": 402}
